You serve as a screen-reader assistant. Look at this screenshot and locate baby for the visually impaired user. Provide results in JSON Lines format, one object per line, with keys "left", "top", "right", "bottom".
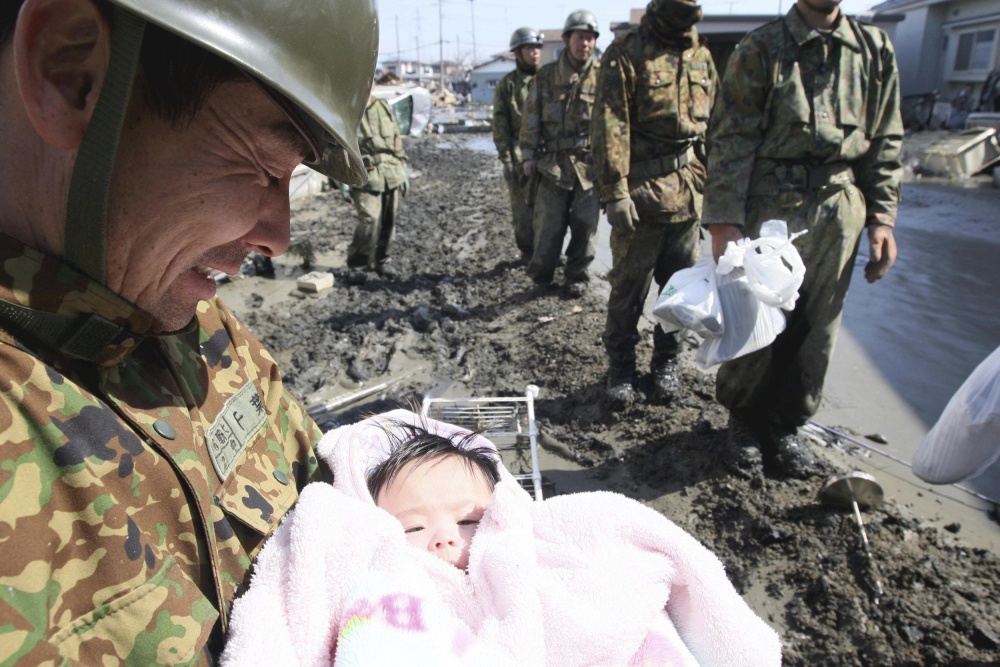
{"left": 366, "top": 422, "right": 501, "bottom": 570}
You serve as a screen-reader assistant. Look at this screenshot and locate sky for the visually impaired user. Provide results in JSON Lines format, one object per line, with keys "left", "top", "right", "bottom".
{"left": 376, "top": 0, "right": 878, "bottom": 67}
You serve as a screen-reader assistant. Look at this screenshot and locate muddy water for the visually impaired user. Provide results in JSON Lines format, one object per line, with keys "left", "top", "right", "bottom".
{"left": 838, "top": 181, "right": 1000, "bottom": 501}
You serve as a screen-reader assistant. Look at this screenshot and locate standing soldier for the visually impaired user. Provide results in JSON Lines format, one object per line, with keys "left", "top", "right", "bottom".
{"left": 493, "top": 28, "right": 544, "bottom": 263}
{"left": 703, "top": 0, "right": 902, "bottom": 477}
{"left": 347, "top": 91, "right": 409, "bottom": 280}
{"left": 592, "top": 0, "right": 717, "bottom": 405}
{"left": 519, "top": 10, "right": 601, "bottom": 298}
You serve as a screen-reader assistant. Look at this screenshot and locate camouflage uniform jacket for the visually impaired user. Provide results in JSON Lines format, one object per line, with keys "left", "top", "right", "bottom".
{"left": 491, "top": 67, "right": 534, "bottom": 165}
{"left": 519, "top": 50, "right": 601, "bottom": 191}
{"left": 0, "top": 234, "right": 324, "bottom": 665}
{"left": 358, "top": 97, "right": 407, "bottom": 193}
{"left": 592, "top": 27, "right": 718, "bottom": 222}
{"left": 702, "top": 7, "right": 903, "bottom": 227}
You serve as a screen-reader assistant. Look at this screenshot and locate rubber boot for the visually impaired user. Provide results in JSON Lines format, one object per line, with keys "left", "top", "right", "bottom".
{"left": 651, "top": 357, "right": 682, "bottom": 404}
{"left": 605, "top": 361, "right": 636, "bottom": 406}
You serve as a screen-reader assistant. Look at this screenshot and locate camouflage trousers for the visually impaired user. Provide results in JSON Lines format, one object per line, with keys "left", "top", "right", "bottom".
{"left": 603, "top": 216, "right": 701, "bottom": 366}
{"left": 527, "top": 177, "right": 600, "bottom": 285}
{"left": 505, "top": 170, "right": 534, "bottom": 255}
{"left": 347, "top": 187, "right": 401, "bottom": 269}
{"left": 716, "top": 182, "right": 867, "bottom": 428}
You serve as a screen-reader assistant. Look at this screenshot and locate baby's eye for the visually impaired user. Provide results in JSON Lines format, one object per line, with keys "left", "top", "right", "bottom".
{"left": 404, "top": 526, "right": 424, "bottom": 534}
{"left": 458, "top": 520, "right": 479, "bottom": 526}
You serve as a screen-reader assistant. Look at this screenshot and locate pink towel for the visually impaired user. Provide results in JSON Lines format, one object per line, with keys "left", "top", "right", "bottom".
{"left": 221, "top": 410, "right": 781, "bottom": 666}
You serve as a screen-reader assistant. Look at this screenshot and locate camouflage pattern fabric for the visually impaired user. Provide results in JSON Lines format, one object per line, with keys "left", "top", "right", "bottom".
{"left": 518, "top": 50, "right": 600, "bottom": 192}
{"left": 491, "top": 67, "right": 534, "bottom": 166}
{"left": 519, "top": 50, "right": 601, "bottom": 284}
{"left": 492, "top": 67, "right": 536, "bottom": 255}
{"left": 527, "top": 178, "right": 600, "bottom": 285}
{"left": 346, "top": 188, "right": 401, "bottom": 269}
{"left": 591, "top": 21, "right": 716, "bottom": 365}
{"left": 702, "top": 7, "right": 902, "bottom": 228}
{"left": 603, "top": 218, "right": 701, "bottom": 366}
{"left": 703, "top": 7, "right": 903, "bottom": 427}
{"left": 0, "top": 234, "right": 324, "bottom": 665}
{"left": 357, "top": 97, "right": 407, "bottom": 194}
{"left": 591, "top": 26, "right": 717, "bottom": 215}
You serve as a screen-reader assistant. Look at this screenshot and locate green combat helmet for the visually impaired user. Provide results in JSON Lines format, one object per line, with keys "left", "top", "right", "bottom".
{"left": 510, "top": 27, "right": 543, "bottom": 51}
{"left": 63, "top": 0, "right": 378, "bottom": 285}
{"left": 562, "top": 10, "right": 600, "bottom": 37}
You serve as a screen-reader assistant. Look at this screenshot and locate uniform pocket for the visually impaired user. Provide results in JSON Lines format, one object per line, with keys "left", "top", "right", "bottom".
{"left": 50, "top": 556, "right": 217, "bottom": 666}
{"left": 636, "top": 70, "right": 678, "bottom": 126}
{"left": 687, "top": 69, "right": 712, "bottom": 120}
{"left": 768, "top": 61, "right": 811, "bottom": 128}
{"left": 217, "top": 434, "right": 299, "bottom": 536}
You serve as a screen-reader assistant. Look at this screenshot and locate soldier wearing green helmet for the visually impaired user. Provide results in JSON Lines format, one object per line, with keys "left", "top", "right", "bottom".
{"left": 492, "top": 27, "right": 544, "bottom": 262}
{"left": 0, "top": 0, "right": 376, "bottom": 662}
{"left": 519, "top": 10, "right": 601, "bottom": 297}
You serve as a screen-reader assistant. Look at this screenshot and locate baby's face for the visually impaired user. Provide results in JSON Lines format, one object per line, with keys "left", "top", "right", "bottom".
{"left": 376, "top": 456, "right": 494, "bottom": 570}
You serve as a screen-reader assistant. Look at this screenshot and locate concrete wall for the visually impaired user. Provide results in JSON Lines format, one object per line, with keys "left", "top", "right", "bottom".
{"left": 470, "top": 60, "right": 516, "bottom": 104}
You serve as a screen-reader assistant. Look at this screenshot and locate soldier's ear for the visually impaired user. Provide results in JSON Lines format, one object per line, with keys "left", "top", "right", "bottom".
{"left": 14, "top": 0, "right": 112, "bottom": 150}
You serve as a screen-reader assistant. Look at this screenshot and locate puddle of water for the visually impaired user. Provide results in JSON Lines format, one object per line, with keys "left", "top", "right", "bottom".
{"left": 464, "top": 136, "right": 497, "bottom": 154}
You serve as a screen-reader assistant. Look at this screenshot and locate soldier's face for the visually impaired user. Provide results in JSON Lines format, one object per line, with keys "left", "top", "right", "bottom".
{"left": 105, "top": 81, "right": 310, "bottom": 331}
{"left": 567, "top": 30, "right": 596, "bottom": 62}
{"left": 798, "top": 0, "right": 842, "bottom": 15}
{"left": 518, "top": 45, "right": 542, "bottom": 67}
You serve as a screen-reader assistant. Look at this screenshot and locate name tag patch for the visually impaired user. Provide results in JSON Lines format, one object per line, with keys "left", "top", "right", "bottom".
{"left": 206, "top": 381, "right": 267, "bottom": 481}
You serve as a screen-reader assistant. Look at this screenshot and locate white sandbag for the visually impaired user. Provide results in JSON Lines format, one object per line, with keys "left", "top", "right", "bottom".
{"left": 912, "top": 345, "right": 1000, "bottom": 484}
{"left": 652, "top": 255, "right": 723, "bottom": 338}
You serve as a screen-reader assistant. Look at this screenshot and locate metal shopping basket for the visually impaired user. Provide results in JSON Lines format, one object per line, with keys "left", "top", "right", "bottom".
{"left": 421, "top": 385, "right": 544, "bottom": 500}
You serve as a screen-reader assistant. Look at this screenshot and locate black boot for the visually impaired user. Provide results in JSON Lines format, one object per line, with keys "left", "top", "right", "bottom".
{"left": 605, "top": 361, "right": 636, "bottom": 406}
{"left": 767, "top": 424, "right": 821, "bottom": 479}
{"left": 726, "top": 411, "right": 765, "bottom": 479}
{"left": 651, "top": 357, "right": 681, "bottom": 404}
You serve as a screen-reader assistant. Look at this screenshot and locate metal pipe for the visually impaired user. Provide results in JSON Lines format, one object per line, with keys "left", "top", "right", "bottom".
{"left": 808, "top": 419, "right": 1000, "bottom": 506}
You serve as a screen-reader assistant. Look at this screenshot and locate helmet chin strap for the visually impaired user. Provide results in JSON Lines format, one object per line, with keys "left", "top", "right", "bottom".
{"left": 63, "top": 6, "right": 146, "bottom": 286}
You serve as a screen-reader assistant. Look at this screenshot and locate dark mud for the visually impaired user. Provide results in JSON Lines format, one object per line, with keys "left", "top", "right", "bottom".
{"left": 243, "top": 134, "right": 1000, "bottom": 666}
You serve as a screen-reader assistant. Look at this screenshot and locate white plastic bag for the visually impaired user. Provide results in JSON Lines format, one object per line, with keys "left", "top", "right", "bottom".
{"left": 695, "top": 220, "right": 808, "bottom": 370}
{"left": 652, "top": 255, "right": 723, "bottom": 338}
{"left": 912, "top": 345, "right": 1000, "bottom": 484}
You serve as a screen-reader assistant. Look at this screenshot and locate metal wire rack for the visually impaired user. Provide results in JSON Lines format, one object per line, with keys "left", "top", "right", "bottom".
{"left": 421, "top": 385, "right": 544, "bottom": 500}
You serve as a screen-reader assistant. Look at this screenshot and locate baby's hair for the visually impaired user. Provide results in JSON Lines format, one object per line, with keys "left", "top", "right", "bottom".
{"left": 367, "top": 419, "right": 502, "bottom": 503}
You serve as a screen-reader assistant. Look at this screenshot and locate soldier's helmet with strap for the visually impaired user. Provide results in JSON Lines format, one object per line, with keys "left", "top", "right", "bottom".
{"left": 63, "top": 0, "right": 378, "bottom": 286}
{"left": 510, "top": 27, "right": 543, "bottom": 51}
{"left": 563, "top": 10, "right": 600, "bottom": 38}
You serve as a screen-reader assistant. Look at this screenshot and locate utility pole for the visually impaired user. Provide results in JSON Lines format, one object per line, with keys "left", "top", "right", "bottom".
{"left": 469, "top": 0, "right": 477, "bottom": 67}
{"left": 416, "top": 8, "right": 422, "bottom": 86}
{"left": 395, "top": 14, "right": 401, "bottom": 76}
{"left": 438, "top": 0, "right": 445, "bottom": 94}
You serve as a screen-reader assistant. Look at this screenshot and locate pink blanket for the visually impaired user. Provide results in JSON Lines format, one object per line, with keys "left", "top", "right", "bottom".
{"left": 221, "top": 410, "right": 781, "bottom": 666}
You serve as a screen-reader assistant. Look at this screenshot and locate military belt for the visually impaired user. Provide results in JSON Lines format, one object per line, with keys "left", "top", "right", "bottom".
{"left": 362, "top": 154, "right": 393, "bottom": 171}
{"left": 628, "top": 146, "right": 696, "bottom": 181}
{"left": 544, "top": 136, "right": 590, "bottom": 153}
{"left": 748, "top": 161, "right": 855, "bottom": 195}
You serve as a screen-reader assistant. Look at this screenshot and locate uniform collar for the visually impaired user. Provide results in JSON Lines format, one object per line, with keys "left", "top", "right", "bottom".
{"left": 558, "top": 49, "right": 593, "bottom": 80}
{"left": 785, "top": 6, "right": 861, "bottom": 52}
{"left": 0, "top": 232, "right": 192, "bottom": 366}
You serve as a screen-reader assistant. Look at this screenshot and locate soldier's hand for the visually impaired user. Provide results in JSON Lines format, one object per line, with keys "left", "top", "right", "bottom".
{"left": 502, "top": 161, "right": 514, "bottom": 182}
{"left": 865, "top": 224, "right": 897, "bottom": 283}
{"left": 523, "top": 160, "right": 536, "bottom": 178}
{"left": 709, "top": 224, "right": 744, "bottom": 263}
{"left": 606, "top": 198, "right": 639, "bottom": 234}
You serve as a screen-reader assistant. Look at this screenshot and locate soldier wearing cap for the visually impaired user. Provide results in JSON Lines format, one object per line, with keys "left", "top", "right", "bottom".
{"left": 346, "top": 89, "right": 408, "bottom": 280}
{"left": 0, "top": 0, "right": 375, "bottom": 661}
{"left": 591, "top": 0, "right": 717, "bottom": 405}
{"left": 702, "top": 0, "right": 902, "bottom": 477}
{"left": 492, "top": 27, "right": 544, "bottom": 262}
{"left": 519, "top": 10, "right": 601, "bottom": 298}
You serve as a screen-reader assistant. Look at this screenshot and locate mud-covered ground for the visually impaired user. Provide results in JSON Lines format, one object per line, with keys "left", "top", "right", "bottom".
{"left": 239, "top": 135, "right": 1000, "bottom": 666}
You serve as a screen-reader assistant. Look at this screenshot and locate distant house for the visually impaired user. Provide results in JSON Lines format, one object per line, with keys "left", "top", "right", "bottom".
{"left": 470, "top": 55, "right": 516, "bottom": 104}
{"left": 871, "top": 0, "right": 1000, "bottom": 103}
{"left": 610, "top": 8, "right": 902, "bottom": 75}
{"left": 382, "top": 58, "right": 465, "bottom": 88}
